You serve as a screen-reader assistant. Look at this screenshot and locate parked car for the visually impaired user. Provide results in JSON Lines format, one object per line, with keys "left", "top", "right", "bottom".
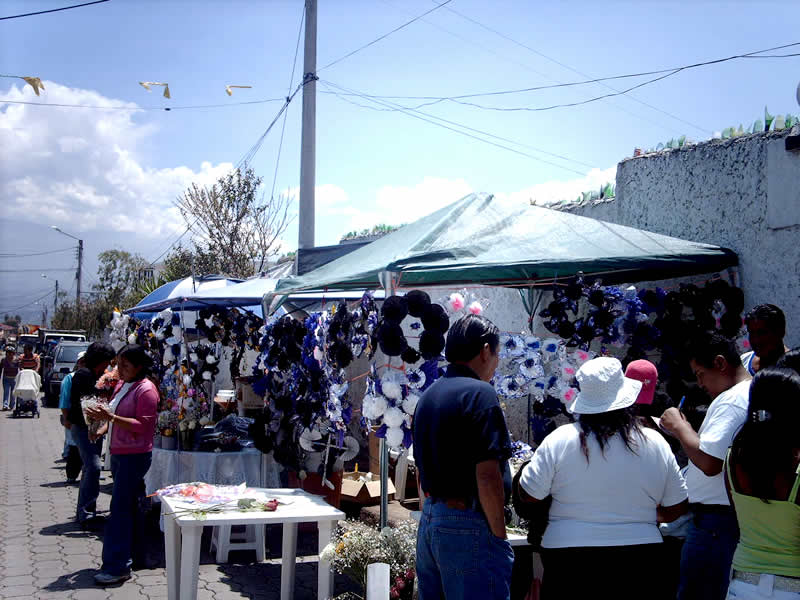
{"left": 43, "top": 341, "right": 91, "bottom": 406}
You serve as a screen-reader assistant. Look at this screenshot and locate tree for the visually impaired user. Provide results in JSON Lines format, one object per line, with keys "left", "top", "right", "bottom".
{"left": 175, "top": 167, "right": 290, "bottom": 278}
{"left": 94, "top": 249, "right": 150, "bottom": 309}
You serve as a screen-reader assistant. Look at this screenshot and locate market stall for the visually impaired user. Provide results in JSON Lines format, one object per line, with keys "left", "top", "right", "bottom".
{"left": 264, "top": 192, "right": 740, "bottom": 526}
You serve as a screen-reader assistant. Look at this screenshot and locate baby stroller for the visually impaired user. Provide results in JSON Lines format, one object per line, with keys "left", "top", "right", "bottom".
{"left": 13, "top": 368, "right": 41, "bottom": 418}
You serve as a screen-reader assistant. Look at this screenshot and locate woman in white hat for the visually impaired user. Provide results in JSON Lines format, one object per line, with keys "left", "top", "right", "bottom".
{"left": 518, "top": 356, "right": 689, "bottom": 600}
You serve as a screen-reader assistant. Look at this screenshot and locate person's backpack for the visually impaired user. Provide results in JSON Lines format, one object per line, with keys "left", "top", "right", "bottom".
{"left": 511, "top": 459, "right": 552, "bottom": 551}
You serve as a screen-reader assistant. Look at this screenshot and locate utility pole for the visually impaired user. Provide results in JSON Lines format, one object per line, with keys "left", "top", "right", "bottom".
{"left": 51, "top": 226, "right": 83, "bottom": 309}
{"left": 298, "top": 0, "right": 317, "bottom": 251}
{"left": 54, "top": 279, "right": 58, "bottom": 315}
{"left": 76, "top": 238, "right": 83, "bottom": 307}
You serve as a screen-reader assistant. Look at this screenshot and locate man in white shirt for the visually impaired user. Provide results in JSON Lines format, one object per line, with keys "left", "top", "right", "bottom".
{"left": 661, "top": 332, "right": 751, "bottom": 600}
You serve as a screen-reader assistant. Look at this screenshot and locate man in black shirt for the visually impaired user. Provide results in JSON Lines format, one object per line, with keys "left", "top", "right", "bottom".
{"left": 414, "top": 314, "right": 514, "bottom": 600}
{"left": 66, "top": 342, "right": 115, "bottom": 527}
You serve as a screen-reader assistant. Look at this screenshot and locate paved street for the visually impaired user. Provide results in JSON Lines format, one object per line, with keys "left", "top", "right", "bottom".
{"left": 0, "top": 398, "right": 356, "bottom": 600}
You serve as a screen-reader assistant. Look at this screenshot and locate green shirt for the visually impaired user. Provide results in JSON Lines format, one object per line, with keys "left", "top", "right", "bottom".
{"left": 727, "top": 452, "right": 800, "bottom": 577}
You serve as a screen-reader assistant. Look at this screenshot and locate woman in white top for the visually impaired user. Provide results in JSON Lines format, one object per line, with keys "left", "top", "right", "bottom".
{"left": 519, "top": 357, "right": 688, "bottom": 600}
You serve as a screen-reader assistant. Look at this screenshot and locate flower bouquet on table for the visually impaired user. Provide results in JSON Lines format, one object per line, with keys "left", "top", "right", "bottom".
{"left": 320, "top": 520, "right": 417, "bottom": 600}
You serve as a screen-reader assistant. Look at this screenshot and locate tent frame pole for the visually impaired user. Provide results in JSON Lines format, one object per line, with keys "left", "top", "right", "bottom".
{"left": 378, "top": 271, "right": 398, "bottom": 529}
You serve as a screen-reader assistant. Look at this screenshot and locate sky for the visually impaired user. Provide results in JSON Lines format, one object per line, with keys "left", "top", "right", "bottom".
{"left": 1, "top": 0, "right": 799, "bottom": 323}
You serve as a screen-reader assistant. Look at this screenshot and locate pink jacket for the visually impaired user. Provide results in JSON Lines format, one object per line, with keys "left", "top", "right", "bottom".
{"left": 110, "top": 378, "right": 159, "bottom": 455}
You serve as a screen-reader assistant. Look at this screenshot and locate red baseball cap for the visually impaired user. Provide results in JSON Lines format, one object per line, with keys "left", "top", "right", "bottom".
{"left": 625, "top": 360, "right": 658, "bottom": 405}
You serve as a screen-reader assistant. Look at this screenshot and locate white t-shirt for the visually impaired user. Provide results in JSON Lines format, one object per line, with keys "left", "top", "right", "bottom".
{"left": 685, "top": 378, "right": 750, "bottom": 505}
{"left": 520, "top": 423, "right": 687, "bottom": 549}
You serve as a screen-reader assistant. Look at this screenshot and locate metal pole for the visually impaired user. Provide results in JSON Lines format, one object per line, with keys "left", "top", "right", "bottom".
{"left": 76, "top": 239, "right": 83, "bottom": 307}
{"left": 377, "top": 271, "right": 398, "bottom": 529}
{"left": 54, "top": 279, "right": 58, "bottom": 315}
{"left": 298, "top": 0, "right": 317, "bottom": 250}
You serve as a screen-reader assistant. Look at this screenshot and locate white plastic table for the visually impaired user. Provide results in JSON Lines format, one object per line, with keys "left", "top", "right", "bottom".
{"left": 161, "top": 488, "right": 345, "bottom": 600}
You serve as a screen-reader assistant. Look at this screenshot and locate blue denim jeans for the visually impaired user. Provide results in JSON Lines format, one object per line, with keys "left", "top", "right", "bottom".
{"left": 73, "top": 425, "right": 103, "bottom": 523}
{"left": 678, "top": 508, "right": 739, "bottom": 600}
{"left": 101, "top": 452, "right": 152, "bottom": 575}
{"left": 3, "top": 376, "right": 15, "bottom": 409}
{"left": 417, "top": 498, "right": 514, "bottom": 600}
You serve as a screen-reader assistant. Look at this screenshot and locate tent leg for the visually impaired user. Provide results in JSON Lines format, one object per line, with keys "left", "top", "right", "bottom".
{"left": 379, "top": 438, "right": 389, "bottom": 529}
{"left": 378, "top": 270, "right": 399, "bottom": 530}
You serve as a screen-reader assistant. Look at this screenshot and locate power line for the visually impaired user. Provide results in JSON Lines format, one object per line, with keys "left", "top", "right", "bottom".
{"left": 0, "top": 287, "right": 52, "bottom": 302}
{"left": 0, "top": 268, "right": 76, "bottom": 273}
{"left": 318, "top": 0, "right": 454, "bottom": 72}
{"left": 436, "top": 2, "right": 710, "bottom": 134}
{"left": 320, "top": 79, "right": 595, "bottom": 171}
{"left": 326, "top": 41, "right": 800, "bottom": 105}
{"left": 320, "top": 80, "right": 590, "bottom": 176}
{"left": 0, "top": 290, "right": 54, "bottom": 314}
{"left": 270, "top": 6, "right": 305, "bottom": 203}
{"left": 378, "top": 0, "right": 688, "bottom": 137}
{"left": 0, "top": 97, "right": 285, "bottom": 111}
{"left": 148, "top": 220, "right": 199, "bottom": 267}
{"left": 0, "top": 0, "right": 109, "bottom": 21}
{"left": 0, "top": 247, "right": 74, "bottom": 258}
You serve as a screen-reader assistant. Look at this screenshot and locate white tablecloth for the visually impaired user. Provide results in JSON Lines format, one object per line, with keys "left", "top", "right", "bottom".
{"left": 145, "top": 448, "right": 281, "bottom": 495}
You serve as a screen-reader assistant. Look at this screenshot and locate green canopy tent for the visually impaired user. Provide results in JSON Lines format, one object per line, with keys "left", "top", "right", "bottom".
{"left": 266, "top": 192, "right": 738, "bottom": 526}
{"left": 271, "top": 192, "right": 737, "bottom": 297}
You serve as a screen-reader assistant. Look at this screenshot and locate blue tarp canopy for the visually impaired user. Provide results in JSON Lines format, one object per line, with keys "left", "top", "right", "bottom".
{"left": 128, "top": 275, "right": 244, "bottom": 317}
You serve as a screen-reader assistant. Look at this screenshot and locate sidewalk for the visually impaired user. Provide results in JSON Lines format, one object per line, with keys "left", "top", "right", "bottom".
{"left": 0, "top": 398, "right": 356, "bottom": 599}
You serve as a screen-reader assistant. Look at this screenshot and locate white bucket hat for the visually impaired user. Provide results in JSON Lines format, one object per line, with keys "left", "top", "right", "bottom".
{"left": 569, "top": 357, "right": 642, "bottom": 415}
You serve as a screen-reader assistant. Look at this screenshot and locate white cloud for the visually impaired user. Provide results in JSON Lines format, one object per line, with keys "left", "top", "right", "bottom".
{"left": 0, "top": 81, "right": 234, "bottom": 239}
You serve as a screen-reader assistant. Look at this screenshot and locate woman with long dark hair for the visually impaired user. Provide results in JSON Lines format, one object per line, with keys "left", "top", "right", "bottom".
{"left": 519, "top": 357, "right": 688, "bottom": 599}
{"left": 85, "top": 344, "right": 159, "bottom": 586}
{"left": 725, "top": 368, "right": 800, "bottom": 599}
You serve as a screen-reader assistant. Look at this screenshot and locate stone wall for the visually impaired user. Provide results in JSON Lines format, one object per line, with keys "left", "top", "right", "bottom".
{"left": 566, "top": 127, "right": 800, "bottom": 346}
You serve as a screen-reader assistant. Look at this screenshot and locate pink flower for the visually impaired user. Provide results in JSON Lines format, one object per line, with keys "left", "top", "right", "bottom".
{"left": 575, "top": 350, "right": 590, "bottom": 363}
{"left": 563, "top": 388, "right": 577, "bottom": 403}
{"left": 742, "top": 339, "right": 751, "bottom": 349}
{"left": 449, "top": 293, "right": 465, "bottom": 311}
{"left": 468, "top": 301, "right": 483, "bottom": 315}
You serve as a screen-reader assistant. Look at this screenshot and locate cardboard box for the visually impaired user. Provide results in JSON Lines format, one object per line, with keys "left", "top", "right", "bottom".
{"left": 235, "top": 377, "right": 265, "bottom": 410}
{"left": 340, "top": 472, "right": 395, "bottom": 505}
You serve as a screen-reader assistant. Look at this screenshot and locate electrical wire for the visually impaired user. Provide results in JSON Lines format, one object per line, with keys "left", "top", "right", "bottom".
{"left": 0, "top": 247, "right": 74, "bottom": 258}
{"left": 435, "top": 2, "right": 711, "bottom": 134}
{"left": 0, "top": 287, "right": 52, "bottom": 302}
{"left": 0, "top": 0, "right": 109, "bottom": 21}
{"left": 320, "top": 79, "right": 595, "bottom": 171}
{"left": 148, "top": 219, "right": 199, "bottom": 267}
{"left": 324, "top": 41, "right": 800, "bottom": 104}
{"left": 318, "top": 0, "right": 453, "bottom": 72}
{"left": 0, "top": 268, "right": 77, "bottom": 273}
{"left": 270, "top": 6, "right": 305, "bottom": 203}
{"left": 320, "top": 79, "right": 590, "bottom": 175}
{"left": 378, "top": 0, "right": 688, "bottom": 137}
{"left": 0, "top": 290, "right": 54, "bottom": 314}
{"left": 0, "top": 97, "right": 285, "bottom": 111}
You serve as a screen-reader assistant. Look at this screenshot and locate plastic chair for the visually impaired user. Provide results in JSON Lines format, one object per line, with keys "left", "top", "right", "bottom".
{"left": 210, "top": 524, "right": 266, "bottom": 563}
